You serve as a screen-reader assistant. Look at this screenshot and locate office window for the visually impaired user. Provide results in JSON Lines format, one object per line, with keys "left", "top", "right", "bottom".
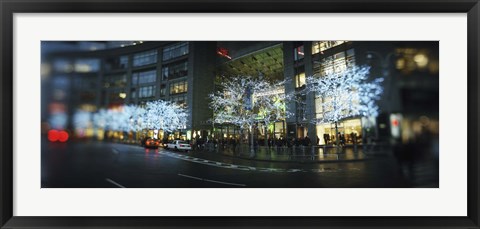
{"left": 169, "top": 81, "right": 188, "bottom": 95}
{"left": 133, "top": 49, "right": 157, "bottom": 67}
{"left": 53, "top": 59, "right": 73, "bottom": 73}
{"left": 170, "top": 94, "right": 187, "bottom": 108}
{"left": 138, "top": 85, "right": 156, "bottom": 98}
{"left": 132, "top": 70, "right": 157, "bottom": 85}
{"left": 319, "top": 49, "right": 355, "bottom": 77}
{"left": 312, "top": 41, "right": 347, "bottom": 54}
{"left": 74, "top": 59, "right": 100, "bottom": 73}
{"left": 294, "top": 45, "right": 305, "bottom": 61}
{"left": 104, "top": 74, "right": 127, "bottom": 88}
{"left": 160, "top": 84, "right": 166, "bottom": 96}
{"left": 105, "top": 55, "right": 128, "bottom": 70}
{"left": 294, "top": 67, "right": 306, "bottom": 88}
{"left": 130, "top": 88, "right": 136, "bottom": 99}
{"left": 162, "top": 42, "right": 189, "bottom": 61}
{"left": 162, "top": 60, "right": 188, "bottom": 80}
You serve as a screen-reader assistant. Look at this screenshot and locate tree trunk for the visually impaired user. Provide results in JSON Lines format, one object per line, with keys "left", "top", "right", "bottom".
{"left": 264, "top": 124, "right": 268, "bottom": 148}
{"left": 335, "top": 121, "right": 340, "bottom": 153}
{"left": 335, "top": 122, "right": 339, "bottom": 146}
{"left": 250, "top": 126, "right": 255, "bottom": 157}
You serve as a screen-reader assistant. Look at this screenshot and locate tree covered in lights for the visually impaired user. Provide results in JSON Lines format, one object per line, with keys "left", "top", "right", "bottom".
{"left": 88, "top": 100, "right": 187, "bottom": 139}
{"left": 121, "top": 104, "right": 145, "bottom": 132}
{"left": 306, "top": 65, "right": 383, "bottom": 146}
{"left": 254, "top": 81, "right": 294, "bottom": 146}
{"left": 143, "top": 100, "right": 188, "bottom": 133}
{"left": 209, "top": 76, "right": 291, "bottom": 155}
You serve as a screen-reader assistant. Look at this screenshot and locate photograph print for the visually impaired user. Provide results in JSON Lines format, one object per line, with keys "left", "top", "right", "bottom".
{"left": 41, "top": 41, "right": 439, "bottom": 188}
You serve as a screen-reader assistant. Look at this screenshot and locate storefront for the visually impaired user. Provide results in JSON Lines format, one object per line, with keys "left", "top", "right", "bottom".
{"left": 315, "top": 118, "right": 363, "bottom": 145}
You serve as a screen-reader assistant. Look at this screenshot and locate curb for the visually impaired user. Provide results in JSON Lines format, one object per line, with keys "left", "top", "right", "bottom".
{"left": 188, "top": 150, "right": 371, "bottom": 164}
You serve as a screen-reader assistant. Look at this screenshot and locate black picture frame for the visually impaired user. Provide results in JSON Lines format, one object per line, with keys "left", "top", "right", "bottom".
{"left": 1, "top": 0, "right": 479, "bottom": 228}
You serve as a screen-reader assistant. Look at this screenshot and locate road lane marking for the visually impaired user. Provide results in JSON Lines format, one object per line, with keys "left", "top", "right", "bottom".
{"left": 105, "top": 178, "right": 126, "bottom": 188}
{"left": 203, "top": 179, "right": 246, "bottom": 187}
{"left": 178, "top": 173, "right": 203, "bottom": 181}
{"left": 159, "top": 152, "right": 342, "bottom": 174}
{"left": 178, "top": 174, "right": 246, "bottom": 187}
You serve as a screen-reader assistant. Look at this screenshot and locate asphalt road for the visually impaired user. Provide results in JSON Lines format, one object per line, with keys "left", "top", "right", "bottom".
{"left": 41, "top": 140, "right": 436, "bottom": 188}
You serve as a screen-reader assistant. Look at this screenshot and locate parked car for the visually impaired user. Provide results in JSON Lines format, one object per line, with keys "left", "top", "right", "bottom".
{"left": 144, "top": 138, "right": 161, "bottom": 149}
{"left": 166, "top": 140, "right": 192, "bottom": 152}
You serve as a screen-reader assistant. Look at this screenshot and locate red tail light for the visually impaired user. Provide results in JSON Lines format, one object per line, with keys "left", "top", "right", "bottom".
{"left": 48, "top": 130, "right": 59, "bottom": 142}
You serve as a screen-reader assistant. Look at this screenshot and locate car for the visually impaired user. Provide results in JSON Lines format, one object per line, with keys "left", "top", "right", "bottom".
{"left": 166, "top": 140, "right": 192, "bottom": 152}
{"left": 144, "top": 138, "right": 161, "bottom": 149}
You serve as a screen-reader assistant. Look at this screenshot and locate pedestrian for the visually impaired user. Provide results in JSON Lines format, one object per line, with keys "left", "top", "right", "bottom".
{"left": 316, "top": 136, "right": 320, "bottom": 146}
{"left": 340, "top": 133, "right": 346, "bottom": 146}
{"left": 304, "top": 135, "right": 311, "bottom": 146}
{"left": 323, "top": 133, "right": 329, "bottom": 145}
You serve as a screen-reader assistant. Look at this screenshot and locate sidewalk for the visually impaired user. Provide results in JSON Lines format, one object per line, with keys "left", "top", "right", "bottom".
{"left": 185, "top": 144, "right": 389, "bottom": 164}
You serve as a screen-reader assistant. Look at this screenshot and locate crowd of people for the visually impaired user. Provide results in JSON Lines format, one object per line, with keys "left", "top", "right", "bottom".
{"left": 188, "top": 131, "right": 361, "bottom": 151}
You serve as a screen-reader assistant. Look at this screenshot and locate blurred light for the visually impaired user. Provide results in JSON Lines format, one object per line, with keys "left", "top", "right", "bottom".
{"left": 395, "top": 58, "right": 405, "bottom": 70}
{"left": 49, "top": 113, "right": 67, "bottom": 130}
{"left": 58, "top": 131, "right": 69, "bottom": 142}
{"left": 74, "top": 64, "right": 92, "bottom": 73}
{"left": 392, "top": 119, "right": 399, "bottom": 127}
{"left": 79, "top": 104, "right": 97, "bottom": 112}
{"left": 53, "top": 89, "right": 66, "bottom": 100}
{"left": 390, "top": 114, "right": 402, "bottom": 139}
{"left": 48, "top": 130, "right": 59, "bottom": 142}
{"left": 119, "top": 92, "right": 127, "bottom": 99}
{"left": 414, "top": 53, "right": 429, "bottom": 68}
{"left": 420, "top": 115, "right": 430, "bottom": 126}
{"left": 49, "top": 103, "right": 66, "bottom": 113}
{"left": 428, "top": 60, "right": 439, "bottom": 74}
{"left": 41, "top": 63, "right": 51, "bottom": 79}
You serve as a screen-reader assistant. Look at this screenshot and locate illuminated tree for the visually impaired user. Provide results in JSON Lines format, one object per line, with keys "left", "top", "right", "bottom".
{"left": 73, "top": 109, "right": 92, "bottom": 130}
{"left": 91, "top": 101, "right": 187, "bottom": 140}
{"left": 143, "top": 100, "right": 188, "bottom": 133}
{"left": 254, "top": 80, "right": 294, "bottom": 146}
{"left": 306, "top": 65, "right": 383, "bottom": 146}
{"left": 209, "top": 76, "right": 292, "bottom": 155}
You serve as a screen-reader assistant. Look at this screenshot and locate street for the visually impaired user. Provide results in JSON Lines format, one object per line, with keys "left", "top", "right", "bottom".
{"left": 41, "top": 140, "right": 437, "bottom": 188}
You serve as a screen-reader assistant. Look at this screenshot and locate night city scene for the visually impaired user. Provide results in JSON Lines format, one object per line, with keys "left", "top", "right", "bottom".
{"left": 41, "top": 41, "right": 439, "bottom": 188}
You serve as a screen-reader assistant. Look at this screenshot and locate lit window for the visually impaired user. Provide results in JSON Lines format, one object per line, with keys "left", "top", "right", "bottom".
{"left": 169, "top": 81, "right": 188, "bottom": 95}
{"left": 294, "top": 45, "right": 305, "bottom": 61}
{"left": 318, "top": 49, "right": 355, "bottom": 77}
{"left": 312, "top": 41, "right": 347, "bottom": 54}
{"left": 295, "top": 72, "right": 306, "bottom": 88}
{"left": 74, "top": 59, "right": 100, "bottom": 73}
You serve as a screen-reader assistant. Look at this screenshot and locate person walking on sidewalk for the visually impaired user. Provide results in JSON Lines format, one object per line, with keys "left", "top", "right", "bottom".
{"left": 304, "top": 135, "right": 311, "bottom": 146}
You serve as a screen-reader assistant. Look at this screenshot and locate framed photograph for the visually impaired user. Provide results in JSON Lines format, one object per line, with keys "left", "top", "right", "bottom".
{"left": 1, "top": 0, "right": 479, "bottom": 228}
